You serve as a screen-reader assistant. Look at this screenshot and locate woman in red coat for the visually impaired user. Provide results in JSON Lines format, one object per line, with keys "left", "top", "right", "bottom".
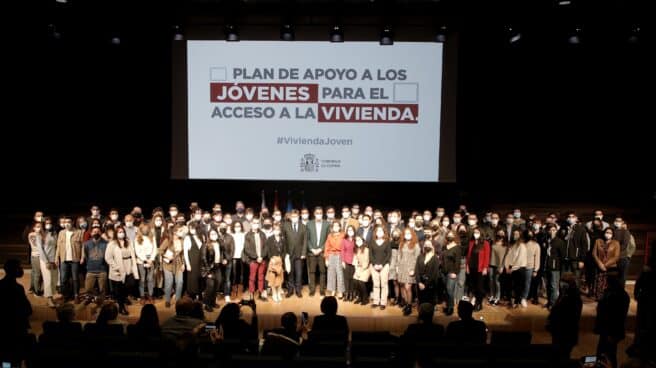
{"left": 466, "top": 228, "right": 490, "bottom": 311}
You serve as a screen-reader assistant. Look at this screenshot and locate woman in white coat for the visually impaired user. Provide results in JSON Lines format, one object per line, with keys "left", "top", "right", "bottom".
{"left": 105, "top": 225, "right": 139, "bottom": 315}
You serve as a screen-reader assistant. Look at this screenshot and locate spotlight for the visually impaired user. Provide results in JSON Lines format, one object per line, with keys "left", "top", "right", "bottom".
{"left": 225, "top": 24, "right": 239, "bottom": 42}
{"left": 556, "top": 0, "right": 572, "bottom": 6}
{"left": 380, "top": 26, "right": 393, "bottom": 45}
{"left": 280, "top": 24, "right": 294, "bottom": 41}
{"left": 55, "top": 0, "right": 68, "bottom": 3}
{"left": 47, "top": 23, "right": 62, "bottom": 40}
{"left": 330, "top": 25, "right": 344, "bottom": 42}
{"left": 435, "top": 25, "right": 447, "bottom": 43}
{"left": 567, "top": 26, "right": 581, "bottom": 44}
{"left": 110, "top": 36, "right": 121, "bottom": 45}
{"left": 628, "top": 25, "right": 640, "bottom": 44}
{"left": 173, "top": 25, "right": 184, "bottom": 41}
{"left": 505, "top": 25, "right": 522, "bottom": 44}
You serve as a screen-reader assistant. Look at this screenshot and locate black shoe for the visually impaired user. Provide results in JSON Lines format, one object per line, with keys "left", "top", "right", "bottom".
{"left": 531, "top": 299, "right": 540, "bottom": 305}
{"left": 403, "top": 305, "right": 412, "bottom": 316}
{"left": 296, "top": 292, "right": 303, "bottom": 298}
{"left": 286, "top": 291, "right": 294, "bottom": 298}
{"left": 380, "top": 305, "right": 386, "bottom": 311}
{"left": 165, "top": 301, "right": 171, "bottom": 308}
{"left": 320, "top": 291, "right": 326, "bottom": 297}
{"left": 309, "top": 292, "right": 316, "bottom": 297}
{"left": 360, "top": 300, "right": 369, "bottom": 306}
{"left": 445, "top": 307, "right": 454, "bottom": 316}
{"left": 371, "top": 303, "right": 379, "bottom": 308}
{"left": 474, "top": 303, "right": 482, "bottom": 312}
{"left": 204, "top": 305, "right": 214, "bottom": 312}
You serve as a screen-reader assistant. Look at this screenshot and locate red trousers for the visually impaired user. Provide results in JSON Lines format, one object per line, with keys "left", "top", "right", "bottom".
{"left": 249, "top": 261, "right": 266, "bottom": 293}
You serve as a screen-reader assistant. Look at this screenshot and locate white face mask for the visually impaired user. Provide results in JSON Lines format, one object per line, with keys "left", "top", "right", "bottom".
{"left": 213, "top": 216, "right": 221, "bottom": 222}
{"left": 595, "top": 215, "right": 603, "bottom": 220}
{"left": 507, "top": 218, "right": 515, "bottom": 225}
{"left": 189, "top": 229, "right": 196, "bottom": 235}
{"left": 347, "top": 230, "right": 355, "bottom": 237}
{"left": 533, "top": 224, "right": 541, "bottom": 231}
{"left": 423, "top": 216, "right": 431, "bottom": 222}
{"left": 514, "top": 212, "right": 521, "bottom": 219}
{"left": 125, "top": 221, "right": 134, "bottom": 228}
{"left": 245, "top": 214, "right": 254, "bottom": 221}
{"left": 35, "top": 216, "right": 43, "bottom": 222}
{"left": 169, "top": 211, "right": 178, "bottom": 218}
{"left": 155, "top": 220, "right": 163, "bottom": 227}
{"left": 453, "top": 217, "right": 461, "bottom": 224}
{"left": 342, "top": 212, "right": 350, "bottom": 219}
{"left": 436, "top": 211, "right": 445, "bottom": 218}
{"left": 252, "top": 224, "right": 260, "bottom": 231}
{"left": 273, "top": 215, "right": 282, "bottom": 222}
{"left": 491, "top": 219, "right": 499, "bottom": 226}
{"left": 614, "top": 222, "right": 622, "bottom": 228}
{"left": 361, "top": 220, "right": 370, "bottom": 227}
{"left": 194, "top": 214, "right": 202, "bottom": 221}
{"left": 404, "top": 233, "right": 412, "bottom": 241}
{"left": 225, "top": 218, "right": 233, "bottom": 225}
{"left": 376, "top": 231, "right": 385, "bottom": 239}
{"left": 326, "top": 213, "right": 335, "bottom": 220}
{"left": 291, "top": 217, "right": 299, "bottom": 224}
{"left": 473, "top": 233, "right": 481, "bottom": 240}
{"left": 110, "top": 214, "right": 119, "bottom": 221}
{"left": 314, "top": 214, "right": 322, "bottom": 220}
{"left": 467, "top": 219, "right": 476, "bottom": 226}
{"left": 117, "top": 232, "right": 126, "bottom": 240}
{"left": 301, "top": 214, "right": 309, "bottom": 220}
{"left": 442, "top": 221, "right": 450, "bottom": 227}
{"left": 210, "top": 233, "right": 219, "bottom": 241}
{"left": 45, "top": 224, "right": 52, "bottom": 230}
{"left": 605, "top": 233, "right": 613, "bottom": 240}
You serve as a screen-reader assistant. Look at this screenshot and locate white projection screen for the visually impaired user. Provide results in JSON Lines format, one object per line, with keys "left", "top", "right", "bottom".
{"left": 173, "top": 40, "right": 457, "bottom": 182}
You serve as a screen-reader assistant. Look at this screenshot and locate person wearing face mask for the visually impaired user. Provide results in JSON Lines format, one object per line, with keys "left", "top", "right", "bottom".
{"left": 123, "top": 214, "right": 137, "bottom": 244}
{"left": 134, "top": 223, "right": 158, "bottom": 303}
{"left": 215, "top": 223, "right": 234, "bottom": 303}
{"left": 416, "top": 239, "right": 440, "bottom": 308}
{"left": 167, "top": 204, "right": 179, "bottom": 224}
{"left": 413, "top": 216, "right": 425, "bottom": 242}
{"left": 87, "top": 205, "right": 104, "bottom": 225}
{"left": 340, "top": 206, "right": 359, "bottom": 233}
{"left": 307, "top": 207, "right": 329, "bottom": 297}
{"left": 151, "top": 215, "right": 169, "bottom": 298}
{"left": 160, "top": 225, "right": 186, "bottom": 308}
{"left": 81, "top": 226, "right": 108, "bottom": 299}
{"left": 612, "top": 217, "right": 632, "bottom": 288}
{"left": 23, "top": 211, "right": 44, "bottom": 247}
{"left": 504, "top": 213, "right": 520, "bottom": 243}
{"left": 352, "top": 236, "right": 371, "bottom": 305}
{"left": 200, "top": 228, "right": 222, "bottom": 312}
{"left": 505, "top": 229, "right": 528, "bottom": 308}
{"left": 183, "top": 223, "right": 204, "bottom": 300}
{"left": 543, "top": 225, "right": 566, "bottom": 309}
{"left": 585, "top": 209, "right": 610, "bottom": 231}
{"left": 244, "top": 218, "right": 268, "bottom": 301}
{"left": 105, "top": 225, "right": 139, "bottom": 315}
{"left": 324, "top": 221, "right": 345, "bottom": 299}
{"left": 212, "top": 211, "right": 223, "bottom": 227}
{"left": 388, "top": 228, "right": 402, "bottom": 306}
{"left": 481, "top": 212, "right": 502, "bottom": 242}
{"left": 230, "top": 221, "right": 246, "bottom": 298}
{"left": 488, "top": 231, "right": 507, "bottom": 307}
{"left": 56, "top": 217, "right": 84, "bottom": 302}
{"left": 261, "top": 218, "right": 274, "bottom": 238}
{"left": 282, "top": 210, "right": 307, "bottom": 298}
{"left": 563, "top": 212, "right": 589, "bottom": 288}
{"left": 242, "top": 208, "right": 255, "bottom": 233}
{"left": 341, "top": 225, "right": 356, "bottom": 302}
{"left": 369, "top": 225, "right": 392, "bottom": 310}
{"left": 591, "top": 228, "right": 620, "bottom": 301}
{"left": 356, "top": 214, "right": 373, "bottom": 245}
{"left": 35, "top": 219, "right": 58, "bottom": 307}
{"left": 398, "top": 228, "right": 421, "bottom": 315}
{"left": 512, "top": 209, "right": 526, "bottom": 229}
{"left": 300, "top": 208, "right": 310, "bottom": 225}
{"left": 108, "top": 209, "right": 121, "bottom": 226}
{"left": 234, "top": 200, "right": 246, "bottom": 220}
{"left": 271, "top": 210, "right": 283, "bottom": 224}
{"left": 265, "top": 223, "right": 285, "bottom": 303}
{"left": 465, "top": 228, "right": 490, "bottom": 312}
{"left": 523, "top": 230, "right": 541, "bottom": 305}
{"left": 27, "top": 221, "right": 44, "bottom": 296}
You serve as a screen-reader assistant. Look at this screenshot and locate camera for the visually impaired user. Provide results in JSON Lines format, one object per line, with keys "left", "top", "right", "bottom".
{"left": 301, "top": 311, "right": 309, "bottom": 325}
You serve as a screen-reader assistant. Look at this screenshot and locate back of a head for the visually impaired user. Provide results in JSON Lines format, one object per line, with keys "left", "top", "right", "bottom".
{"left": 320, "top": 296, "right": 338, "bottom": 316}
{"left": 97, "top": 302, "right": 119, "bottom": 324}
{"left": 138, "top": 304, "right": 160, "bottom": 330}
{"left": 418, "top": 303, "right": 435, "bottom": 324}
{"left": 175, "top": 296, "right": 194, "bottom": 317}
{"left": 217, "top": 303, "right": 241, "bottom": 328}
{"left": 56, "top": 303, "right": 76, "bottom": 323}
{"left": 281, "top": 312, "right": 298, "bottom": 331}
{"left": 3, "top": 259, "right": 23, "bottom": 279}
{"left": 457, "top": 301, "right": 474, "bottom": 320}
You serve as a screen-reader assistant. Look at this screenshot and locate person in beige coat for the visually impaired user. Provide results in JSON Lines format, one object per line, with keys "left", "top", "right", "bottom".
{"left": 105, "top": 225, "right": 139, "bottom": 315}
{"left": 352, "top": 236, "right": 371, "bottom": 305}
{"left": 56, "top": 217, "right": 84, "bottom": 300}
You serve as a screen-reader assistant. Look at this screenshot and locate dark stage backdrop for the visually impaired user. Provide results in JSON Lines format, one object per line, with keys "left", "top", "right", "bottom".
{"left": 2, "top": 8, "right": 654, "bottom": 242}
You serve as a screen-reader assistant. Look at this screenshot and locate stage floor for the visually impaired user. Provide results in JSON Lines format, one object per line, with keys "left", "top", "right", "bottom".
{"left": 8, "top": 270, "right": 638, "bottom": 366}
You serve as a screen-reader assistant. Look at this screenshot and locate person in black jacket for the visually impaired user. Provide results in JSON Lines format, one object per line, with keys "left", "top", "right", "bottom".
{"left": 218, "top": 223, "right": 235, "bottom": 303}
{"left": 307, "top": 296, "right": 349, "bottom": 345}
{"left": 545, "top": 225, "right": 566, "bottom": 309}
{"left": 594, "top": 273, "right": 630, "bottom": 368}
{"left": 442, "top": 231, "right": 462, "bottom": 315}
{"left": 546, "top": 272, "right": 582, "bottom": 362}
{"left": 201, "top": 228, "right": 222, "bottom": 312}
{"left": 243, "top": 219, "right": 268, "bottom": 301}
{"left": 563, "top": 212, "right": 589, "bottom": 288}
{"left": 445, "top": 302, "right": 487, "bottom": 344}
{"left": 416, "top": 239, "right": 441, "bottom": 307}
{"left": 283, "top": 210, "right": 307, "bottom": 298}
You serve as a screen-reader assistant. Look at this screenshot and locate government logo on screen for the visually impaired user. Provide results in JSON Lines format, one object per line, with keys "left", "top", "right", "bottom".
{"left": 300, "top": 154, "right": 320, "bottom": 172}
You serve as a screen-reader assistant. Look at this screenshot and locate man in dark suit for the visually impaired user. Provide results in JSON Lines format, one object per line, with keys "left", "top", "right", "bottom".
{"left": 306, "top": 207, "right": 329, "bottom": 296}
{"left": 356, "top": 214, "right": 373, "bottom": 245}
{"left": 563, "top": 212, "right": 589, "bottom": 288}
{"left": 283, "top": 209, "right": 307, "bottom": 298}
{"left": 243, "top": 218, "right": 268, "bottom": 300}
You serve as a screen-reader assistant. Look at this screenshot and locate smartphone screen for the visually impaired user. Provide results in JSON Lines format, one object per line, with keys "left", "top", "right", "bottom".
{"left": 205, "top": 324, "right": 216, "bottom": 332}
{"left": 301, "top": 312, "right": 308, "bottom": 324}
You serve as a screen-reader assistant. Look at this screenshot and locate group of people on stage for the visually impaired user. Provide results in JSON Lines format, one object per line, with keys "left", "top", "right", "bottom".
{"left": 24, "top": 201, "right": 636, "bottom": 317}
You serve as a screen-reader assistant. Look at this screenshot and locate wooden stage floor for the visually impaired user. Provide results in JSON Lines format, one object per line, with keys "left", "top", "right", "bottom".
{"left": 9, "top": 270, "right": 639, "bottom": 366}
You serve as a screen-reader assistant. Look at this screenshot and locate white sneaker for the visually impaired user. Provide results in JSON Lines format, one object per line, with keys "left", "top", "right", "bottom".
{"left": 470, "top": 297, "right": 476, "bottom": 306}
{"left": 461, "top": 296, "right": 470, "bottom": 302}
{"left": 225, "top": 295, "right": 231, "bottom": 303}
{"left": 520, "top": 299, "right": 528, "bottom": 308}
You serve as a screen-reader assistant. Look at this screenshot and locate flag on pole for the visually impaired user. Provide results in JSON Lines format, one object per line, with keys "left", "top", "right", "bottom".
{"left": 260, "top": 190, "right": 266, "bottom": 211}
{"left": 286, "top": 190, "right": 293, "bottom": 213}
{"left": 273, "top": 190, "right": 279, "bottom": 211}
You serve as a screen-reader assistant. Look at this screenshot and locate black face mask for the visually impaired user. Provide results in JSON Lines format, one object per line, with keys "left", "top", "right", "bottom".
{"left": 219, "top": 228, "right": 227, "bottom": 234}
{"left": 263, "top": 224, "right": 273, "bottom": 230}
{"left": 92, "top": 234, "right": 101, "bottom": 240}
